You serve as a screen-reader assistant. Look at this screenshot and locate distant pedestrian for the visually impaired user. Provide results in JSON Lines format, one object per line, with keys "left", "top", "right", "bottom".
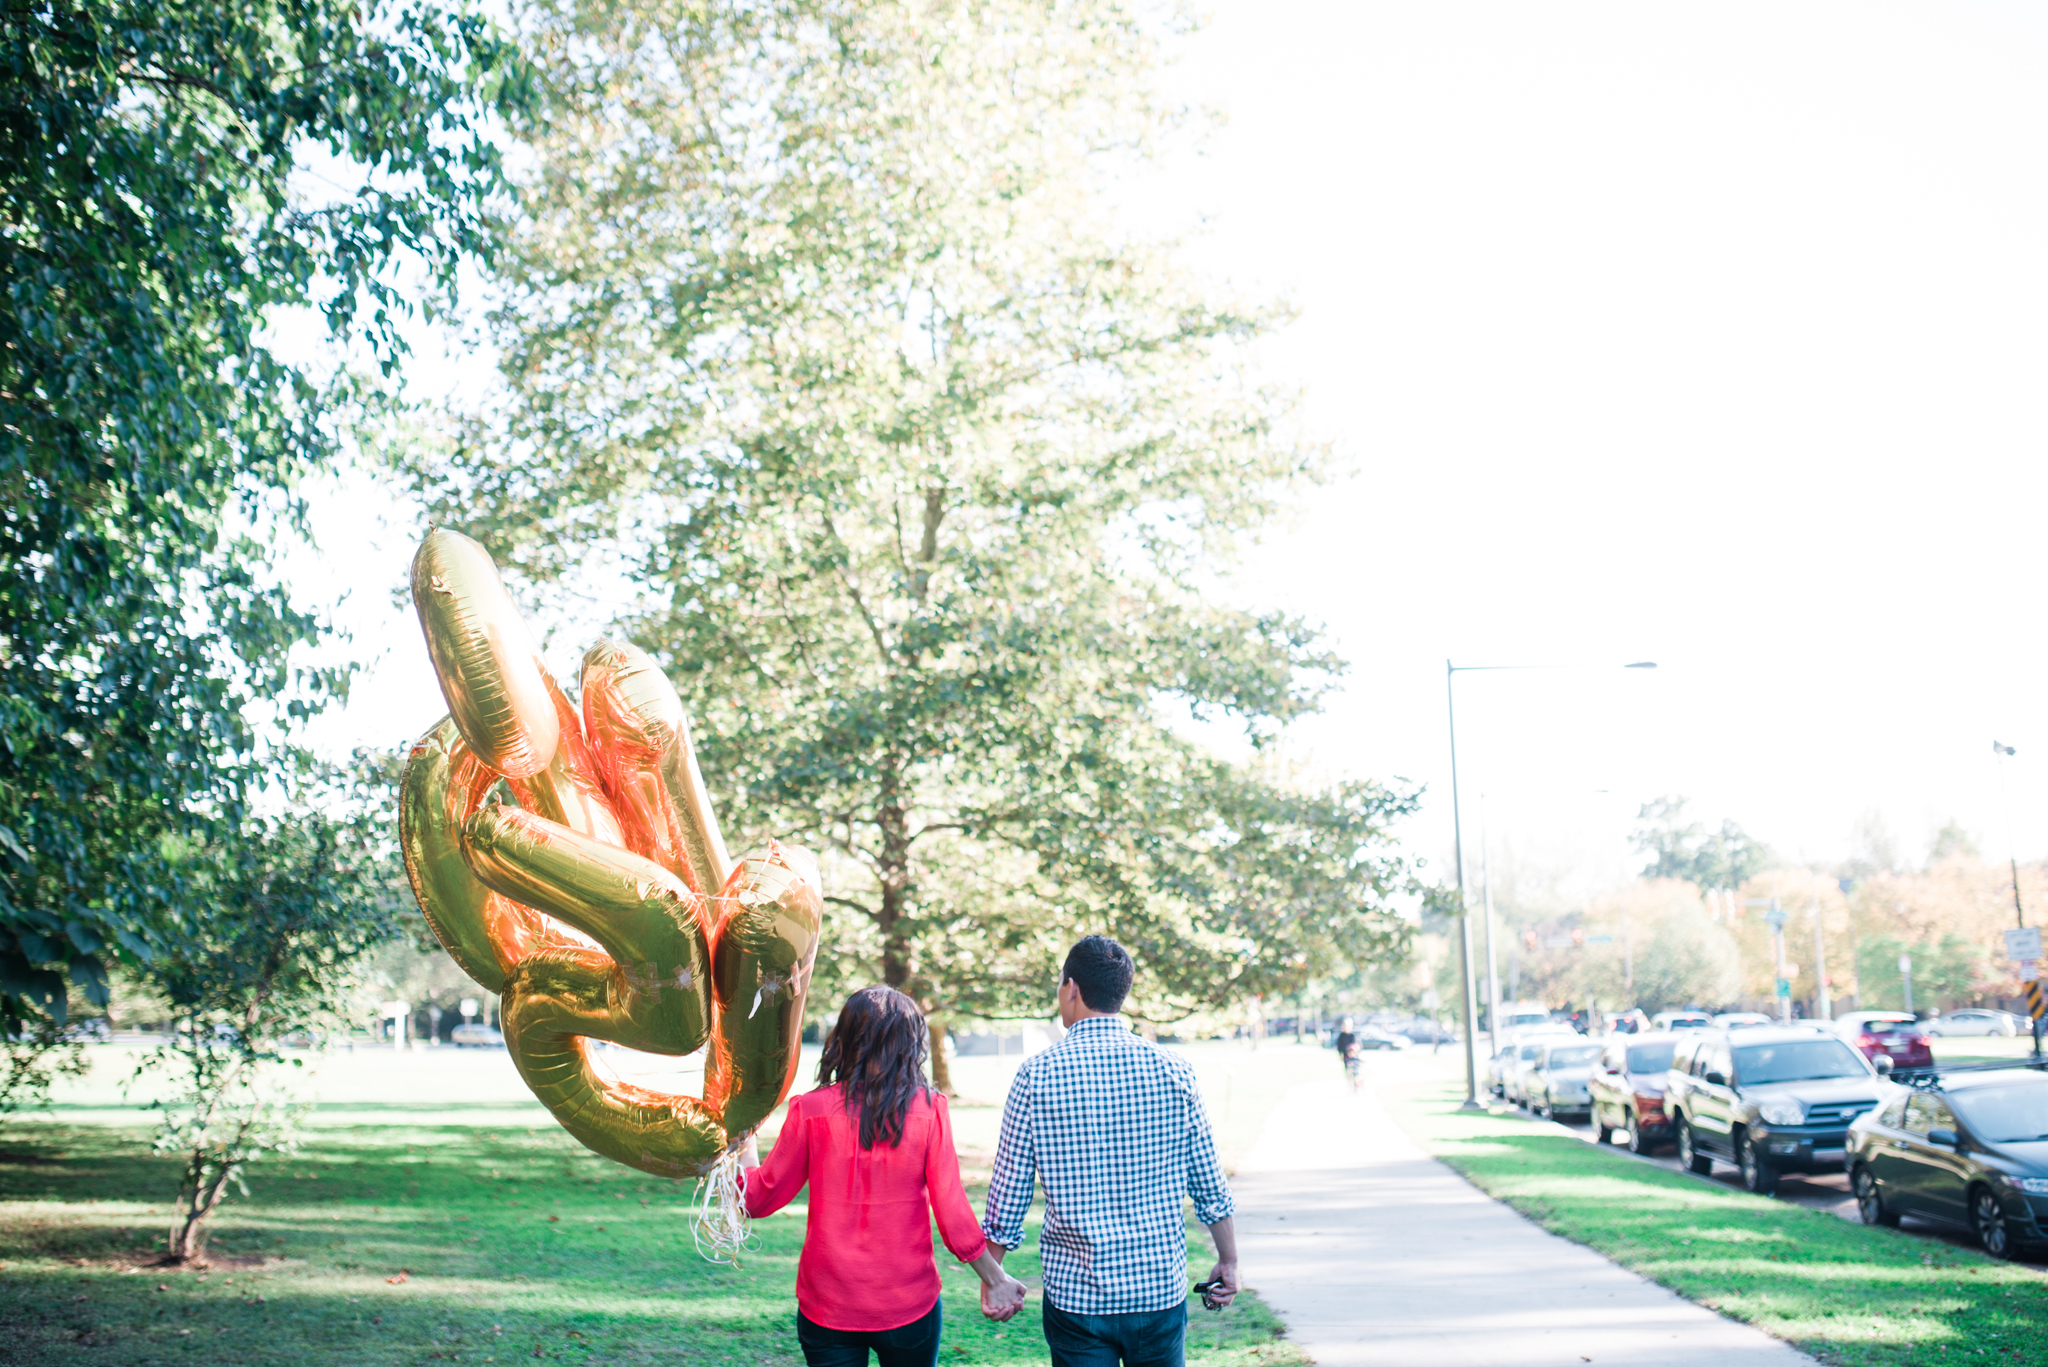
{"left": 981, "top": 935, "right": 1238, "bottom": 1367}
{"left": 1335, "top": 1017, "right": 1361, "bottom": 1091}
{"left": 741, "top": 986, "right": 1028, "bottom": 1366}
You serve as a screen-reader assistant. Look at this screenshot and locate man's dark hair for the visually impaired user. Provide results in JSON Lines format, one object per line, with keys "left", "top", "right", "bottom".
{"left": 1061, "top": 935, "right": 1134, "bottom": 1013}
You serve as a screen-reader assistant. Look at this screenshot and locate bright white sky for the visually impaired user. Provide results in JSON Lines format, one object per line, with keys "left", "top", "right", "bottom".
{"left": 298, "top": 1, "right": 2048, "bottom": 895}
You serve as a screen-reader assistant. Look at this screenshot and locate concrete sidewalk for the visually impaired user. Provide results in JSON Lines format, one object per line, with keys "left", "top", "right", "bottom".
{"left": 1230, "top": 1074, "right": 1817, "bottom": 1367}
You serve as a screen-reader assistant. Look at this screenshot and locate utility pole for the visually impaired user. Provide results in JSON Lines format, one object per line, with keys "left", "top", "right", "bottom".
{"left": 1811, "top": 890, "right": 1832, "bottom": 1022}
{"left": 1900, "top": 952, "right": 1915, "bottom": 1016}
{"left": 1480, "top": 795, "right": 1502, "bottom": 1059}
{"left": 1767, "top": 899, "right": 1790, "bottom": 1022}
{"left": 1446, "top": 661, "right": 1482, "bottom": 1110}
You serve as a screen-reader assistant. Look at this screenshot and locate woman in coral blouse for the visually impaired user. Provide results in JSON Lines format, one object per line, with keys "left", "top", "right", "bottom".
{"left": 742, "top": 985, "right": 1028, "bottom": 1367}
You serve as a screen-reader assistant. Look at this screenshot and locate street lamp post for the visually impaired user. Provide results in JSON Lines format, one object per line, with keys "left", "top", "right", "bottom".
{"left": 1445, "top": 659, "right": 1657, "bottom": 1110}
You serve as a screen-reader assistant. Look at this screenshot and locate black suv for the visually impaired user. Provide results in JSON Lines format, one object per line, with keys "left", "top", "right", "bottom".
{"left": 1662, "top": 1026, "right": 1883, "bottom": 1194}
{"left": 1848, "top": 1064, "right": 2048, "bottom": 1259}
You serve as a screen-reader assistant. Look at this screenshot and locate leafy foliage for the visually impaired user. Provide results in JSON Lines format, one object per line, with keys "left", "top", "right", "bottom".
{"left": 415, "top": 0, "right": 1418, "bottom": 1034}
{"left": 1631, "top": 796, "right": 1774, "bottom": 890}
{"left": 0, "top": 1011, "right": 88, "bottom": 1118}
{"left": 139, "top": 763, "right": 405, "bottom": 1261}
{"left": 0, "top": 0, "right": 525, "bottom": 1015}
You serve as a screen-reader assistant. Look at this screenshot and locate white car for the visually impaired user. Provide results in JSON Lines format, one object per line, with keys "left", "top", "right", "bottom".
{"left": 1712, "top": 1012, "right": 1774, "bottom": 1030}
{"left": 451, "top": 1023, "right": 506, "bottom": 1048}
{"left": 1923, "top": 1009, "right": 2020, "bottom": 1038}
{"left": 1650, "top": 1010, "right": 1713, "bottom": 1031}
{"left": 1504, "top": 1031, "right": 1579, "bottom": 1104}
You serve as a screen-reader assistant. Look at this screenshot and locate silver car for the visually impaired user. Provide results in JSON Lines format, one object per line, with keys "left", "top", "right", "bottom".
{"left": 1924, "top": 1009, "right": 2021, "bottom": 1038}
{"left": 1525, "top": 1040, "right": 1603, "bottom": 1120}
{"left": 1506, "top": 1033, "right": 1579, "bottom": 1104}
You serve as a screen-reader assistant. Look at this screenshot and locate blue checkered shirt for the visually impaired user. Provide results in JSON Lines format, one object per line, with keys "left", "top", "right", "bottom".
{"left": 980, "top": 1016, "right": 1234, "bottom": 1315}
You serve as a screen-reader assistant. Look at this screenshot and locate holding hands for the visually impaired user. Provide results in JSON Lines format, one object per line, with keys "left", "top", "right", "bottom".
{"left": 969, "top": 1249, "right": 1029, "bottom": 1321}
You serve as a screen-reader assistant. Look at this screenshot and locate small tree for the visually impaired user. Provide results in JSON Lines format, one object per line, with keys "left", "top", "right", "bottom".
{"left": 0, "top": 1004, "right": 89, "bottom": 1119}
{"left": 141, "top": 775, "right": 401, "bottom": 1264}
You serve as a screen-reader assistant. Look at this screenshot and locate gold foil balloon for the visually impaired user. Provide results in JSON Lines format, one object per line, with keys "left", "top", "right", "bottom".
{"left": 398, "top": 528, "right": 823, "bottom": 1182}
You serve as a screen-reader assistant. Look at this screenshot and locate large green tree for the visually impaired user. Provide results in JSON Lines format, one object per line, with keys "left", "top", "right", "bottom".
{"left": 418, "top": 0, "right": 1416, "bottom": 1055}
{"left": 1632, "top": 796, "right": 1774, "bottom": 891}
{"left": 0, "top": 0, "right": 524, "bottom": 1016}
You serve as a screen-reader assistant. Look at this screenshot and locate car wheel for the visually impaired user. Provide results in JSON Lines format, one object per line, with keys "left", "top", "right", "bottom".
{"left": 1738, "top": 1132, "right": 1779, "bottom": 1196}
{"left": 1972, "top": 1186, "right": 2017, "bottom": 1259}
{"left": 1853, "top": 1165, "right": 1899, "bottom": 1227}
{"left": 1677, "top": 1116, "right": 1712, "bottom": 1174}
{"left": 1625, "top": 1110, "right": 1653, "bottom": 1154}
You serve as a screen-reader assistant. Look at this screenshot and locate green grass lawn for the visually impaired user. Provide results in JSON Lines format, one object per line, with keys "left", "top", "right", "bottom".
{"left": 1381, "top": 1077, "right": 2048, "bottom": 1367}
{"left": 0, "top": 1043, "right": 1310, "bottom": 1366}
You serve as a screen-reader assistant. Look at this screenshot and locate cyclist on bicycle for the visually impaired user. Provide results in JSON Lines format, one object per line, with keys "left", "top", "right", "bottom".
{"left": 1335, "top": 1017, "right": 1361, "bottom": 1088}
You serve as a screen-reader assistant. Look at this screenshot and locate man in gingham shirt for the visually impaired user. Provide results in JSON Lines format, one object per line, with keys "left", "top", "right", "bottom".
{"left": 980, "top": 936, "right": 1240, "bottom": 1366}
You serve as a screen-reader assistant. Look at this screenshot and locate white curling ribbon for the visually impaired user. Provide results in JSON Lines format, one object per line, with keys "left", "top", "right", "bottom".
{"left": 692, "top": 1147, "right": 756, "bottom": 1268}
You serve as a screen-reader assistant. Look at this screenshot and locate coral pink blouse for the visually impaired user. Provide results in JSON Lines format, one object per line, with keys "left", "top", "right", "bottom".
{"left": 743, "top": 1085, "right": 988, "bottom": 1331}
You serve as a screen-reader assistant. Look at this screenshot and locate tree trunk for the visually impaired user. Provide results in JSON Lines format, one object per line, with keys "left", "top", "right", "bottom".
{"left": 876, "top": 755, "right": 912, "bottom": 991}
{"left": 926, "top": 1013, "right": 955, "bottom": 1096}
{"left": 166, "top": 1161, "right": 233, "bottom": 1264}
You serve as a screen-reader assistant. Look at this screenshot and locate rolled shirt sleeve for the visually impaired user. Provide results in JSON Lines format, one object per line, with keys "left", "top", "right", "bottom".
{"left": 925, "top": 1092, "right": 990, "bottom": 1264}
{"left": 980, "top": 1062, "right": 1038, "bottom": 1251}
{"left": 742, "top": 1093, "right": 811, "bottom": 1219}
{"left": 1183, "top": 1079, "right": 1234, "bottom": 1227}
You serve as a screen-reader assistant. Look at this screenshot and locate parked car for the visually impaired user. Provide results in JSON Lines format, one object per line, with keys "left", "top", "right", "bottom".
{"left": 451, "top": 1023, "right": 506, "bottom": 1048}
{"left": 1491, "top": 1027, "right": 1578, "bottom": 1098}
{"left": 1713, "top": 1012, "right": 1774, "bottom": 1030}
{"left": 1589, "top": 1033, "right": 1680, "bottom": 1153}
{"left": 1493, "top": 1002, "right": 1554, "bottom": 1032}
{"left": 1835, "top": 1011, "right": 1935, "bottom": 1071}
{"left": 1849, "top": 1067, "right": 2048, "bottom": 1258}
{"left": 1399, "top": 1019, "right": 1459, "bottom": 1044}
{"left": 1924, "top": 1010, "right": 2021, "bottom": 1038}
{"left": 1603, "top": 1010, "right": 1652, "bottom": 1035}
{"left": 1663, "top": 1027, "right": 1884, "bottom": 1194}
{"left": 1524, "top": 1039, "right": 1603, "bottom": 1120}
{"left": 1651, "top": 1010, "right": 1713, "bottom": 1031}
{"left": 1503, "top": 1033, "right": 1577, "bottom": 1104}
{"left": 1354, "top": 1027, "right": 1411, "bottom": 1052}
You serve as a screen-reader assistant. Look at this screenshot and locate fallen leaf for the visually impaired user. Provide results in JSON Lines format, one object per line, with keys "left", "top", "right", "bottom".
{"left": 72, "top": 1294, "right": 87, "bottom": 1302}
{"left": 386, "top": 1270, "right": 410, "bottom": 1285}
{"left": 156, "top": 1285, "right": 168, "bottom": 1293}
{"left": 546, "top": 1215, "right": 559, "bottom": 1223}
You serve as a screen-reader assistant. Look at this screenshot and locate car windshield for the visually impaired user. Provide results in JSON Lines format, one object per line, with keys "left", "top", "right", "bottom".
{"left": 1854, "top": 1016, "right": 1913, "bottom": 1029}
{"left": 1947, "top": 1084, "right": 2048, "bottom": 1143}
{"left": 1627, "top": 1043, "right": 1676, "bottom": 1072}
{"left": 1733, "top": 1039, "right": 1867, "bottom": 1084}
{"left": 1546, "top": 1046, "right": 1599, "bottom": 1068}
{"left": 1518, "top": 1043, "right": 1546, "bottom": 1060}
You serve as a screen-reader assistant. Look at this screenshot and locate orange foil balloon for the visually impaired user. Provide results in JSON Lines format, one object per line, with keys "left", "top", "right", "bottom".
{"left": 398, "top": 529, "right": 823, "bottom": 1180}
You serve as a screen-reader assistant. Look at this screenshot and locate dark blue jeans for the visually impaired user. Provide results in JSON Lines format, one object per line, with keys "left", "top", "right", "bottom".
{"left": 796, "top": 1299, "right": 942, "bottom": 1367}
{"left": 1041, "top": 1297, "right": 1188, "bottom": 1367}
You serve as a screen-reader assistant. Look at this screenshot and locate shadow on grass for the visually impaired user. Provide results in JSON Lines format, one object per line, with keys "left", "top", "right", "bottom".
{"left": 1387, "top": 1083, "right": 2047, "bottom": 1367}
{"left": 0, "top": 1116, "right": 1299, "bottom": 1367}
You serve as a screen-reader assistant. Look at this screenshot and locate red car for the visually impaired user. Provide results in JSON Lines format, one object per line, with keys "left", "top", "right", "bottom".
{"left": 1834, "top": 1011, "right": 1934, "bottom": 1071}
{"left": 1588, "top": 1032, "right": 1682, "bottom": 1153}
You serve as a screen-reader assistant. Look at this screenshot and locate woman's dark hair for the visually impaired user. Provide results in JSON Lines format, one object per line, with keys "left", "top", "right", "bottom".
{"left": 816, "top": 986, "right": 932, "bottom": 1150}
{"left": 1062, "top": 935, "right": 1134, "bottom": 1013}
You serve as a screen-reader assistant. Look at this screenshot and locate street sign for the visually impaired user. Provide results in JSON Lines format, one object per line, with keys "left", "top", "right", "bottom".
{"left": 1775, "top": 978, "right": 1792, "bottom": 999}
{"left": 1765, "top": 909, "right": 1788, "bottom": 931}
{"left": 1585, "top": 934, "right": 1615, "bottom": 944}
{"left": 2027, "top": 979, "right": 2046, "bottom": 1023}
{"left": 2008, "top": 927, "right": 2043, "bottom": 963}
